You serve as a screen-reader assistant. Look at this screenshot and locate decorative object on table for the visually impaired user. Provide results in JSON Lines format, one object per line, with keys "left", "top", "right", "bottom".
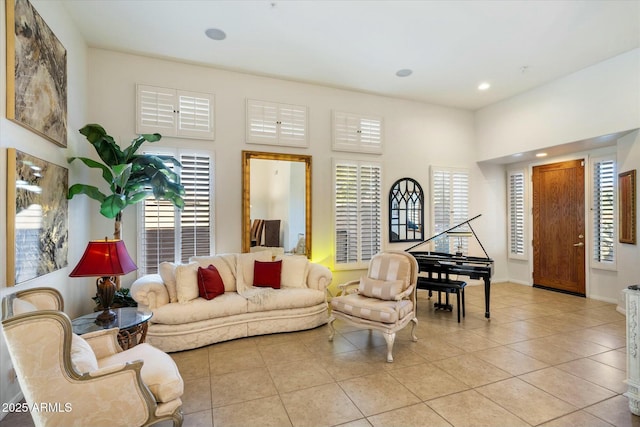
{"left": 92, "top": 287, "right": 137, "bottom": 309}
{"left": 447, "top": 230, "right": 474, "bottom": 256}
{"left": 67, "top": 123, "right": 185, "bottom": 241}
{"left": 619, "top": 169, "right": 636, "bottom": 244}
{"left": 69, "top": 238, "right": 137, "bottom": 322}
{"left": 5, "top": 0, "right": 67, "bottom": 147}
{"left": 6, "top": 148, "right": 68, "bottom": 286}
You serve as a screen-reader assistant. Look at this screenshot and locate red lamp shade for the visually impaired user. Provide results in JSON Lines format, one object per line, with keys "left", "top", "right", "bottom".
{"left": 69, "top": 239, "right": 137, "bottom": 277}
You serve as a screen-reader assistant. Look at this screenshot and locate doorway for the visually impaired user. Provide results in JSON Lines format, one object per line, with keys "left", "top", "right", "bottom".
{"left": 532, "top": 159, "right": 586, "bottom": 295}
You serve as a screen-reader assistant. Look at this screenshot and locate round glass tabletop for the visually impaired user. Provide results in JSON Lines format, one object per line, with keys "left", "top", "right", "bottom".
{"left": 71, "top": 307, "right": 153, "bottom": 335}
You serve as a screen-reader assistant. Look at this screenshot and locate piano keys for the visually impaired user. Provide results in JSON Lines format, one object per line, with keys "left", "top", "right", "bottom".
{"left": 406, "top": 215, "right": 494, "bottom": 319}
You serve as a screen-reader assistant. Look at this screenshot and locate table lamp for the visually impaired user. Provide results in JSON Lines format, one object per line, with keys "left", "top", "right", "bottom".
{"left": 69, "top": 238, "right": 137, "bottom": 322}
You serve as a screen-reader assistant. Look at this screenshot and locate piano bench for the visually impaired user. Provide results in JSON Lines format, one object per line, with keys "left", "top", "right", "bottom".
{"left": 417, "top": 277, "right": 467, "bottom": 323}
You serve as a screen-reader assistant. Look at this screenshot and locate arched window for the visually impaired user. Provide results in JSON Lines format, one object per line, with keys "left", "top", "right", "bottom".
{"left": 389, "top": 178, "right": 424, "bottom": 242}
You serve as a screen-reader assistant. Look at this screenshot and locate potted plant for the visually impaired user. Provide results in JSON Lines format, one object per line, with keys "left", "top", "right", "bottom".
{"left": 68, "top": 124, "right": 185, "bottom": 307}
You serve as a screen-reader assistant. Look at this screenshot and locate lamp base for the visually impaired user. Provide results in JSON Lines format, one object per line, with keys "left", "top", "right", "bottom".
{"left": 96, "top": 276, "right": 117, "bottom": 323}
{"left": 96, "top": 308, "right": 117, "bottom": 323}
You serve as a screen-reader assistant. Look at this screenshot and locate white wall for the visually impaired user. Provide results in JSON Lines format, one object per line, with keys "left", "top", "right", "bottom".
{"left": 85, "top": 49, "right": 493, "bottom": 290}
{"left": 476, "top": 48, "right": 640, "bottom": 308}
{"left": 476, "top": 49, "right": 640, "bottom": 162}
{"left": 0, "top": 0, "right": 92, "bottom": 416}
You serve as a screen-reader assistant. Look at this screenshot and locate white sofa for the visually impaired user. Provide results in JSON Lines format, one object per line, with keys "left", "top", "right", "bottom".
{"left": 130, "top": 251, "right": 332, "bottom": 352}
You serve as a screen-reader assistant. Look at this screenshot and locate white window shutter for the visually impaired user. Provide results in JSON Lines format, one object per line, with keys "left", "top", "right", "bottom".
{"left": 137, "top": 84, "right": 177, "bottom": 134}
{"left": 508, "top": 170, "right": 526, "bottom": 258}
{"left": 179, "top": 153, "right": 213, "bottom": 263}
{"left": 333, "top": 111, "right": 383, "bottom": 154}
{"left": 177, "top": 91, "right": 215, "bottom": 140}
{"left": 334, "top": 160, "right": 382, "bottom": 268}
{"left": 246, "top": 99, "right": 308, "bottom": 147}
{"left": 592, "top": 157, "right": 616, "bottom": 266}
{"left": 431, "top": 167, "right": 469, "bottom": 254}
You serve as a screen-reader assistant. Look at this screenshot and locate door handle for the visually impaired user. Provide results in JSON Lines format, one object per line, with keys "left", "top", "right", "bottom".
{"left": 573, "top": 242, "right": 584, "bottom": 247}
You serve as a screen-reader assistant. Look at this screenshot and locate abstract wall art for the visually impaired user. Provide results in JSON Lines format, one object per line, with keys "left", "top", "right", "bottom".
{"left": 6, "top": 148, "right": 69, "bottom": 285}
{"left": 5, "top": 0, "right": 68, "bottom": 147}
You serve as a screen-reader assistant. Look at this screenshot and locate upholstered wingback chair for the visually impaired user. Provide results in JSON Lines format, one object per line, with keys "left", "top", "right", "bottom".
{"left": 1, "top": 287, "right": 184, "bottom": 427}
{"left": 328, "top": 251, "right": 419, "bottom": 362}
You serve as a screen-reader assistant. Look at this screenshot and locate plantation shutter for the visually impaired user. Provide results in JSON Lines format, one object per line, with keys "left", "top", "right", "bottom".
{"left": 334, "top": 160, "right": 381, "bottom": 267}
{"left": 136, "top": 85, "right": 214, "bottom": 140}
{"left": 508, "top": 170, "right": 526, "bottom": 257}
{"left": 246, "top": 99, "right": 308, "bottom": 147}
{"left": 137, "top": 85, "right": 177, "bottom": 133}
{"left": 332, "top": 111, "right": 383, "bottom": 154}
{"left": 138, "top": 150, "right": 214, "bottom": 275}
{"left": 593, "top": 158, "right": 616, "bottom": 265}
{"left": 179, "top": 153, "right": 212, "bottom": 263}
{"left": 431, "top": 167, "right": 469, "bottom": 254}
{"left": 177, "top": 91, "right": 215, "bottom": 140}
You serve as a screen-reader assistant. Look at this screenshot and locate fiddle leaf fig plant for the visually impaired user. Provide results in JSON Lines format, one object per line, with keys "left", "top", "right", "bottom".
{"left": 67, "top": 123, "right": 185, "bottom": 239}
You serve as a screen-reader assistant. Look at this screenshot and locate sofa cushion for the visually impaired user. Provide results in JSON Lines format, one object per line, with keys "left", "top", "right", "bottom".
{"left": 71, "top": 333, "right": 99, "bottom": 374}
{"left": 246, "top": 288, "right": 326, "bottom": 312}
{"left": 190, "top": 254, "right": 238, "bottom": 292}
{"left": 98, "top": 343, "right": 183, "bottom": 403}
{"left": 237, "top": 251, "right": 274, "bottom": 294}
{"left": 198, "top": 265, "right": 225, "bottom": 300}
{"left": 253, "top": 260, "right": 282, "bottom": 288}
{"left": 276, "top": 255, "right": 309, "bottom": 288}
{"left": 159, "top": 262, "right": 178, "bottom": 303}
{"left": 330, "top": 294, "right": 413, "bottom": 324}
{"left": 175, "top": 262, "right": 199, "bottom": 304}
{"left": 151, "top": 293, "right": 248, "bottom": 324}
{"left": 358, "top": 276, "right": 404, "bottom": 301}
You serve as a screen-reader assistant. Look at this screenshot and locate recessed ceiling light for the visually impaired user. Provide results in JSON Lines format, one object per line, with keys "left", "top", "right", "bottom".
{"left": 536, "top": 152, "right": 548, "bottom": 158}
{"left": 205, "top": 28, "right": 226, "bottom": 41}
{"left": 396, "top": 69, "right": 412, "bottom": 77}
{"left": 478, "top": 82, "right": 491, "bottom": 91}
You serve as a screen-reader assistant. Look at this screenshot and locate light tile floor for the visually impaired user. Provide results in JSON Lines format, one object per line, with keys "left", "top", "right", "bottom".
{"left": 2, "top": 282, "right": 638, "bottom": 427}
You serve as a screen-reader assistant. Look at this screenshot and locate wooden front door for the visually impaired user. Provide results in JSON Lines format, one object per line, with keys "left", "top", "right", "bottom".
{"left": 532, "top": 159, "right": 585, "bottom": 295}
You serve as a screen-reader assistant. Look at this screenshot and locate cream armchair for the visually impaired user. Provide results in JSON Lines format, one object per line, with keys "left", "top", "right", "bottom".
{"left": 1, "top": 287, "right": 184, "bottom": 427}
{"left": 328, "top": 251, "right": 419, "bottom": 362}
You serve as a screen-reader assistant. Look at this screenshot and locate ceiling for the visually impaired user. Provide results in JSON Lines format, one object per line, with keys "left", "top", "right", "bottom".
{"left": 61, "top": 0, "right": 639, "bottom": 111}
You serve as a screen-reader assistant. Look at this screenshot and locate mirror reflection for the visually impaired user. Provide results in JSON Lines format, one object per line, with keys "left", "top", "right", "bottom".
{"left": 242, "top": 151, "right": 312, "bottom": 258}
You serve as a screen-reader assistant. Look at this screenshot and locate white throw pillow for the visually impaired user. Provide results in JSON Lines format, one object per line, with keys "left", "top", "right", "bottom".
{"left": 159, "top": 262, "right": 178, "bottom": 303}
{"left": 237, "top": 251, "right": 273, "bottom": 293}
{"left": 70, "top": 333, "right": 99, "bottom": 374}
{"left": 189, "top": 254, "right": 238, "bottom": 292}
{"left": 174, "top": 262, "right": 200, "bottom": 303}
{"left": 358, "top": 276, "right": 404, "bottom": 301}
{"left": 276, "top": 255, "right": 308, "bottom": 288}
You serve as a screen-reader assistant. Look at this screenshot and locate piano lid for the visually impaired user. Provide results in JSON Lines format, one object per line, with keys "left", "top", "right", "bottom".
{"left": 405, "top": 214, "right": 491, "bottom": 260}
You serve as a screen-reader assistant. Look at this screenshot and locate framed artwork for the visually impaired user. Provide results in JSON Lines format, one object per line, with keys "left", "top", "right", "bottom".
{"left": 5, "top": 0, "right": 67, "bottom": 147}
{"left": 6, "top": 149, "right": 69, "bottom": 286}
{"left": 619, "top": 169, "right": 637, "bottom": 244}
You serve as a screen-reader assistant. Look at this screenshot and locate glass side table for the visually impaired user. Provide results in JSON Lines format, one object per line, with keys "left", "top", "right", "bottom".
{"left": 72, "top": 307, "right": 153, "bottom": 350}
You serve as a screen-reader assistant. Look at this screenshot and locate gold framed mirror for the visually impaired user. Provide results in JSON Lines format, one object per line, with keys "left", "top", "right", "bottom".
{"left": 242, "top": 151, "right": 312, "bottom": 258}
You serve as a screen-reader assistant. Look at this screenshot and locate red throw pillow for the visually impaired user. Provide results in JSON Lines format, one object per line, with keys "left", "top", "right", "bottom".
{"left": 253, "top": 260, "right": 282, "bottom": 289}
{"left": 198, "top": 265, "right": 225, "bottom": 300}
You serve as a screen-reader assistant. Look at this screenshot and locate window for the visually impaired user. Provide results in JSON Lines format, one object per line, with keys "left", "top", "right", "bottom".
{"left": 332, "top": 111, "right": 383, "bottom": 154}
{"left": 508, "top": 169, "right": 527, "bottom": 259}
{"left": 389, "top": 177, "right": 424, "bottom": 242}
{"left": 246, "top": 99, "right": 308, "bottom": 147}
{"left": 334, "top": 159, "right": 382, "bottom": 268}
{"left": 136, "top": 84, "right": 215, "bottom": 140}
{"left": 592, "top": 156, "right": 616, "bottom": 267}
{"left": 137, "top": 149, "right": 214, "bottom": 275}
{"left": 431, "top": 167, "right": 469, "bottom": 254}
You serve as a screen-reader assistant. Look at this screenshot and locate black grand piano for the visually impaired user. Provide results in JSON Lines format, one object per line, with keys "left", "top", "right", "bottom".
{"left": 406, "top": 214, "right": 494, "bottom": 319}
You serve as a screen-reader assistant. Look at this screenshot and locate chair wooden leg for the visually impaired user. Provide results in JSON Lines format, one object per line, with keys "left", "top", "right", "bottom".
{"left": 410, "top": 317, "right": 418, "bottom": 342}
{"left": 383, "top": 332, "right": 396, "bottom": 363}
{"left": 328, "top": 316, "right": 336, "bottom": 341}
